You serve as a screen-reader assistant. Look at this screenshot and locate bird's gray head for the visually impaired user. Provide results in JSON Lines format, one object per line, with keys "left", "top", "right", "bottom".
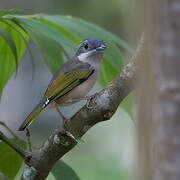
{"left": 76, "top": 37, "right": 106, "bottom": 63}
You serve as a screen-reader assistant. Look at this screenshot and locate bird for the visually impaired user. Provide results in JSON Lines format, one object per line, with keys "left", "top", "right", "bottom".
{"left": 18, "top": 37, "right": 106, "bottom": 131}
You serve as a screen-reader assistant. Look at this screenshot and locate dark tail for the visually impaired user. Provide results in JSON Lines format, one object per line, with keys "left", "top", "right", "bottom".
{"left": 18, "top": 98, "right": 46, "bottom": 131}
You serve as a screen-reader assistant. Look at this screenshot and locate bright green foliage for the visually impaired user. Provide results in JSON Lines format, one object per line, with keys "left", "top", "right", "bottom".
{"left": 0, "top": 25, "right": 18, "bottom": 66}
{"left": 0, "top": 20, "right": 28, "bottom": 98}
{"left": 12, "top": 16, "right": 77, "bottom": 50}
{"left": 51, "top": 160, "right": 80, "bottom": 180}
{"left": 0, "top": 139, "right": 26, "bottom": 180}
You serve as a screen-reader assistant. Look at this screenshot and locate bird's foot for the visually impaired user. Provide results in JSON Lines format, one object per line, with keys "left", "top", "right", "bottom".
{"left": 67, "top": 93, "right": 98, "bottom": 109}
{"left": 56, "top": 108, "right": 84, "bottom": 143}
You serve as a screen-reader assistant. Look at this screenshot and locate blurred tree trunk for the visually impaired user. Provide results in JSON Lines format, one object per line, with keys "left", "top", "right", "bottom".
{"left": 136, "top": 0, "right": 180, "bottom": 179}
{"left": 153, "top": 0, "right": 180, "bottom": 179}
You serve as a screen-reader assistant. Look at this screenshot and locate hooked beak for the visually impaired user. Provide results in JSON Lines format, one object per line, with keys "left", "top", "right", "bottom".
{"left": 96, "top": 44, "right": 106, "bottom": 51}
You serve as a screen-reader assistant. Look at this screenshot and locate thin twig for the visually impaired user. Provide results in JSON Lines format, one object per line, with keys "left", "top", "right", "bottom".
{"left": 0, "top": 121, "right": 39, "bottom": 151}
{"left": 0, "top": 121, "right": 20, "bottom": 139}
{"left": 26, "top": 129, "right": 32, "bottom": 152}
{"left": 0, "top": 131, "right": 30, "bottom": 159}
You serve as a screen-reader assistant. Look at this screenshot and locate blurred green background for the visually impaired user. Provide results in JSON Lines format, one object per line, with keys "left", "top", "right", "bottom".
{"left": 0, "top": 0, "right": 136, "bottom": 179}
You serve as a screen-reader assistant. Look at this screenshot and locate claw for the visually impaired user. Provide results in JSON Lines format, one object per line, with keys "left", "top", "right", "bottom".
{"left": 65, "top": 93, "right": 98, "bottom": 109}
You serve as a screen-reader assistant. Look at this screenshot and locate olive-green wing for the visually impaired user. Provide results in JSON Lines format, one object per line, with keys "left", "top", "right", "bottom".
{"left": 44, "top": 68, "right": 94, "bottom": 101}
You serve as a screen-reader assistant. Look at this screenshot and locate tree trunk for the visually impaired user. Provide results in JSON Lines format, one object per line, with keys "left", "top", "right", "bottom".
{"left": 136, "top": 0, "right": 180, "bottom": 179}
{"left": 153, "top": 0, "right": 180, "bottom": 179}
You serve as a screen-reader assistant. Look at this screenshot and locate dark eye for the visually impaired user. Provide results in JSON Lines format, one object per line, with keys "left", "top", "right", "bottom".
{"left": 84, "top": 43, "right": 88, "bottom": 50}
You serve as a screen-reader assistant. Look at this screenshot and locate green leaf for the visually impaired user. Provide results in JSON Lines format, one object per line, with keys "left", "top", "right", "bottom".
{"left": 0, "top": 20, "right": 28, "bottom": 98}
{"left": 0, "top": 139, "right": 26, "bottom": 180}
{"left": 0, "top": 25, "right": 18, "bottom": 68}
{"left": 98, "top": 58, "right": 119, "bottom": 86}
{"left": 39, "top": 18, "right": 80, "bottom": 44}
{"left": 11, "top": 16, "right": 77, "bottom": 50}
{"left": 42, "top": 15, "right": 133, "bottom": 53}
{"left": 24, "top": 26, "right": 64, "bottom": 74}
{"left": 0, "top": 9, "right": 21, "bottom": 17}
{"left": 120, "top": 93, "right": 132, "bottom": 117}
{"left": 14, "top": 164, "right": 24, "bottom": 180}
{"left": 46, "top": 172, "right": 56, "bottom": 180}
{"left": 51, "top": 160, "right": 80, "bottom": 180}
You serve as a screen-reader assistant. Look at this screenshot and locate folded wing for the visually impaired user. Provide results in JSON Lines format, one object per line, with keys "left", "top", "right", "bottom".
{"left": 45, "top": 63, "right": 94, "bottom": 102}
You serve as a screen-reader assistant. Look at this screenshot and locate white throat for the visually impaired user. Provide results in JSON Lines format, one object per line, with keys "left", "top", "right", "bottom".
{"left": 77, "top": 50, "right": 103, "bottom": 67}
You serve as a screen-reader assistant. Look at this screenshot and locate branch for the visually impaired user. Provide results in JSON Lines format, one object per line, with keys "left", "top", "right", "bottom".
{"left": 20, "top": 35, "right": 145, "bottom": 180}
{"left": 0, "top": 121, "right": 21, "bottom": 140}
{"left": 0, "top": 131, "right": 31, "bottom": 160}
